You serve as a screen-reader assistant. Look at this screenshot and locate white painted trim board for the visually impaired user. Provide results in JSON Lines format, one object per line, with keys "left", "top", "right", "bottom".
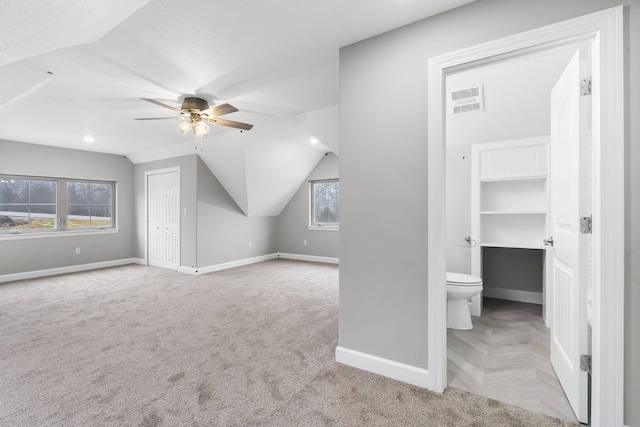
{"left": 277, "top": 253, "right": 339, "bottom": 265}
{"left": 180, "top": 254, "right": 279, "bottom": 275}
{"left": 336, "top": 346, "right": 431, "bottom": 389}
{"left": 0, "top": 252, "right": 338, "bottom": 283}
{"left": 0, "top": 258, "right": 145, "bottom": 283}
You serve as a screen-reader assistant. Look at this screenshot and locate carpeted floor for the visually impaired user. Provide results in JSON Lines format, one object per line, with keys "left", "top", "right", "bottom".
{"left": 0, "top": 260, "right": 578, "bottom": 426}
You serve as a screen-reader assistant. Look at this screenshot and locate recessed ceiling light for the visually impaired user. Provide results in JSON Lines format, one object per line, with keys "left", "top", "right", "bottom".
{"left": 310, "top": 138, "right": 319, "bottom": 144}
{"left": 83, "top": 135, "right": 95, "bottom": 143}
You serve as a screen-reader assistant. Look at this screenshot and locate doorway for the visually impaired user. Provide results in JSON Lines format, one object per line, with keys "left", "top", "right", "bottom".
{"left": 444, "top": 44, "right": 584, "bottom": 422}
{"left": 146, "top": 167, "right": 180, "bottom": 270}
{"left": 427, "top": 7, "right": 624, "bottom": 426}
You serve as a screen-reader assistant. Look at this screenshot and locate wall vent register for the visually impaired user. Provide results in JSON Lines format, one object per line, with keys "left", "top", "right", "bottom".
{"left": 451, "top": 85, "right": 485, "bottom": 115}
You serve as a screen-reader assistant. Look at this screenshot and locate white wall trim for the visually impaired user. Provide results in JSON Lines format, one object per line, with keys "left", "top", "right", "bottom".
{"left": 277, "top": 253, "right": 339, "bottom": 264}
{"left": 336, "top": 346, "right": 431, "bottom": 389}
{"left": 482, "top": 288, "right": 542, "bottom": 305}
{"left": 427, "top": 7, "right": 624, "bottom": 425}
{"left": 0, "top": 258, "right": 145, "bottom": 283}
{"left": 0, "top": 252, "right": 336, "bottom": 282}
{"left": 180, "top": 253, "right": 339, "bottom": 275}
{"left": 180, "top": 253, "right": 279, "bottom": 275}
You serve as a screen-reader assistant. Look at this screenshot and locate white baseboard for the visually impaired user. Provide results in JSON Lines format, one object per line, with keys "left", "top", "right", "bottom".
{"left": 0, "top": 253, "right": 336, "bottom": 282}
{"left": 0, "top": 258, "right": 144, "bottom": 283}
{"left": 277, "top": 253, "right": 339, "bottom": 265}
{"left": 483, "top": 288, "right": 542, "bottom": 305}
{"left": 335, "top": 346, "right": 431, "bottom": 389}
{"left": 180, "top": 253, "right": 279, "bottom": 275}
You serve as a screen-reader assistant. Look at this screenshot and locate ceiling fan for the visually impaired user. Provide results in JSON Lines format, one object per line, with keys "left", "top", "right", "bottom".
{"left": 135, "top": 97, "right": 254, "bottom": 139}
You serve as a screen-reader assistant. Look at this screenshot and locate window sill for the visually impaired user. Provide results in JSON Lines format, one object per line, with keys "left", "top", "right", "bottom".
{"left": 0, "top": 228, "right": 119, "bottom": 241}
{"left": 308, "top": 225, "right": 339, "bottom": 232}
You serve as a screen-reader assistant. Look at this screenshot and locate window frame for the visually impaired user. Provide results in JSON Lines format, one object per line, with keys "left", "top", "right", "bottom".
{"left": 0, "top": 174, "right": 117, "bottom": 238}
{"left": 309, "top": 178, "right": 339, "bottom": 232}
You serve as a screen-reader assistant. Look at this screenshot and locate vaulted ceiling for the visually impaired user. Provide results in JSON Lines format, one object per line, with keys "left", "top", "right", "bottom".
{"left": 0, "top": 0, "right": 474, "bottom": 216}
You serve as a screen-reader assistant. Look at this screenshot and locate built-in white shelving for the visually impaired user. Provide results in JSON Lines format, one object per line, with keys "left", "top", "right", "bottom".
{"left": 471, "top": 137, "right": 550, "bottom": 277}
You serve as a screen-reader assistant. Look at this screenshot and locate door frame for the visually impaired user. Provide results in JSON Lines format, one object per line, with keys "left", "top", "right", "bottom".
{"left": 426, "top": 7, "right": 624, "bottom": 426}
{"left": 144, "top": 167, "right": 181, "bottom": 268}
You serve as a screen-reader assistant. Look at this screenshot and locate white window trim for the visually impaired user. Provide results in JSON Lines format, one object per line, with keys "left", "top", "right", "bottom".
{"left": 309, "top": 178, "right": 339, "bottom": 231}
{"left": 0, "top": 228, "right": 119, "bottom": 241}
{"left": 308, "top": 224, "right": 339, "bottom": 232}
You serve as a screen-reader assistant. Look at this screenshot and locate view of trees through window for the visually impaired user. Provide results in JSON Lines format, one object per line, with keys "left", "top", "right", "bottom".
{"left": 0, "top": 178, "right": 57, "bottom": 231}
{"left": 0, "top": 176, "right": 114, "bottom": 233}
{"left": 312, "top": 180, "right": 339, "bottom": 225}
{"left": 67, "top": 181, "right": 113, "bottom": 228}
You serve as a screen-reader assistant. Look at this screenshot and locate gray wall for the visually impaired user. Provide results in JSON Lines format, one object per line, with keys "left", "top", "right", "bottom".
{"left": 196, "top": 156, "right": 278, "bottom": 267}
{"left": 482, "top": 247, "right": 543, "bottom": 292}
{"left": 446, "top": 145, "right": 471, "bottom": 274}
{"left": 133, "top": 154, "right": 278, "bottom": 269}
{"left": 338, "top": 0, "right": 639, "bottom": 424}
{"left": 277, "top": 153, "right": 339, "bottom": 258}
{"left": 0, "top": 140, "right": 135, "bottom": 275}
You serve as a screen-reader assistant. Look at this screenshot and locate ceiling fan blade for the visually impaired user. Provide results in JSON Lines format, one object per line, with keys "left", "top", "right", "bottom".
{"left": 206, "top": 117, "right": 253, "bottom": 131}
{"left": 203, "top": 103, "right": 238, "bottom": 117}
{"left": 134, "top": 117, "right": 183, "bottom": 120}
{"left": 141, "top": 98, "right": 181, "bottom": 113}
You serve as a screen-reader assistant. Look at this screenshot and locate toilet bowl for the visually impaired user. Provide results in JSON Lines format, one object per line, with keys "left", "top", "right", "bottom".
{"left": 447, "top": 272, "right": 483, "bottom": 330}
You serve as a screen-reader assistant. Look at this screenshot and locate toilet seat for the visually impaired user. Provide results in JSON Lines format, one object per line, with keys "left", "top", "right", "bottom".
{"left": 446, "top": 272, "right": 482, "bottom": 286}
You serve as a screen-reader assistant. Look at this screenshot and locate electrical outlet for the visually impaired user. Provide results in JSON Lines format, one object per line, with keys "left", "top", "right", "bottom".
{"left": 303, "top": 240, "right": 307, "bottom": 246}
{"left": 75, "top": 247, "right": 81, "bottom": 255}
{"left": 248, "top": 241, "right": 252, "bottom": 248}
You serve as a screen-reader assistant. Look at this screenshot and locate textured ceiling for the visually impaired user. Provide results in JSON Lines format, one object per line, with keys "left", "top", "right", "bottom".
{"left": 0, "top": 0, "right": 474, "bottom": 215}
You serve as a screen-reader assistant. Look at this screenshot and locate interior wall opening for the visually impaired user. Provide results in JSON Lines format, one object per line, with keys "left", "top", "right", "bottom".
{"left": 443, "top": 44, "right": 591, "bottom": 424}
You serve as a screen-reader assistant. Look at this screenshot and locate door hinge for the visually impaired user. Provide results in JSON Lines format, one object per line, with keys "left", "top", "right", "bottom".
{"left": 581, "top": 77, "right": 592, "bottom": 96}
{"left": 580, "top": 215, "right": 592, "bottom": 234}
{"left": 580, "top": 354, "right": 592, "bottom": 375}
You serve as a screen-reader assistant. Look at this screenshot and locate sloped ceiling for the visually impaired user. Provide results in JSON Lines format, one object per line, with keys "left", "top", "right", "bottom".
{"left": 0, "top": 0, "right": 475, "bottom": 216}
{"left": 446, "top": 46, "right": 578, "bottom": 147}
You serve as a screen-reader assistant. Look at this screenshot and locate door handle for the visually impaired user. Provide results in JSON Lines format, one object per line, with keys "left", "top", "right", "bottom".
{"left": 543, "top": 236, "right": 554, "bottom": 247}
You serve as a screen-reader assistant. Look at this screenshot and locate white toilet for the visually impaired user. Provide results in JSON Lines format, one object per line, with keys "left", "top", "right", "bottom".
{"left": 446, "top": 272, "right": 483, "bottom": 330}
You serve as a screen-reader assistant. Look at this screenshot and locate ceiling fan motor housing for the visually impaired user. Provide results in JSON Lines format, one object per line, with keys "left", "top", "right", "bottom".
{"left": 181, "top": 97, "right": 209, "bottom": 113}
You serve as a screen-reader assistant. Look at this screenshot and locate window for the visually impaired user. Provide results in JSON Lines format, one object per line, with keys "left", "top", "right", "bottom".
{"left": 0, "top": 177, "right": 57, "bottom": 231}
{"left": 0, "top": 175, "right": 115, "bottom": 235}
{"left": 67, "top": 181, "right": 113, "bottom": 229}
{"left": 310, "top": 179, "right": 339, "bottom": 230}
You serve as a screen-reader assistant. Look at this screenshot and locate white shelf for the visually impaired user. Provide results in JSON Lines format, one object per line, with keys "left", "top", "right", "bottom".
{"left": 480, "top": 211, "right": 546, "bottom": 215}
{"left": 480, "top": 174, "right": 548, "bottom": 182}
{"left": 472, "top": 138, "right": 550, "bottom": 277}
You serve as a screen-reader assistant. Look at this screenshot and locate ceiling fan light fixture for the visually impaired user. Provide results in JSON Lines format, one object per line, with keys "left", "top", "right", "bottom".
{"left": 194, "top": 120, "right": 210, "bottom": 138}
{"left": 177, "top": 121, "right": 193, "bottom": 134}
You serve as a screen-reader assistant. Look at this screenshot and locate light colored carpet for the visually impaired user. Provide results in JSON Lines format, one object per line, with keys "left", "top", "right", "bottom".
{"left": 0, "top": 260, "right": 578, "bottom": 426}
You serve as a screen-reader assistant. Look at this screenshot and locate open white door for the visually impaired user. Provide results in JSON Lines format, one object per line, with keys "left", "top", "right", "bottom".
{"left": 548, "top": 47, "right": 590, "bottom": 423}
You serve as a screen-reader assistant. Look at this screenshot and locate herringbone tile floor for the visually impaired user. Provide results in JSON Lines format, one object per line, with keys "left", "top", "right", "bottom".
{"left": 447, "top": 298, "right": 579, "bottom": 423}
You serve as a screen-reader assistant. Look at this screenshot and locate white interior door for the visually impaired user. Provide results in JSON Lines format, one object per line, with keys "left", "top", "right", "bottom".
{"left": 548, "top": 47, "right": 590, "bottom": 423}
{"left": 147, "top": 171, "right": 180, "bottom": 270}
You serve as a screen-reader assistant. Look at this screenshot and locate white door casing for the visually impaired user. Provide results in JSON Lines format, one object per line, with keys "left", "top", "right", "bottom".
{"left": 427, "top": 7, "right": 624, "bottom": 426}
{"left": 548, "top": 47, "right": 589, "bottom": 423}
{"left": 146, "top": 169, "right": 180, "bottom": 270}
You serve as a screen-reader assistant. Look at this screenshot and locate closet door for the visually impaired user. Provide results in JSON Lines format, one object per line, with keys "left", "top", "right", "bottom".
{"left": 147, "top": 171, "right": 180, "bottom": 270}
